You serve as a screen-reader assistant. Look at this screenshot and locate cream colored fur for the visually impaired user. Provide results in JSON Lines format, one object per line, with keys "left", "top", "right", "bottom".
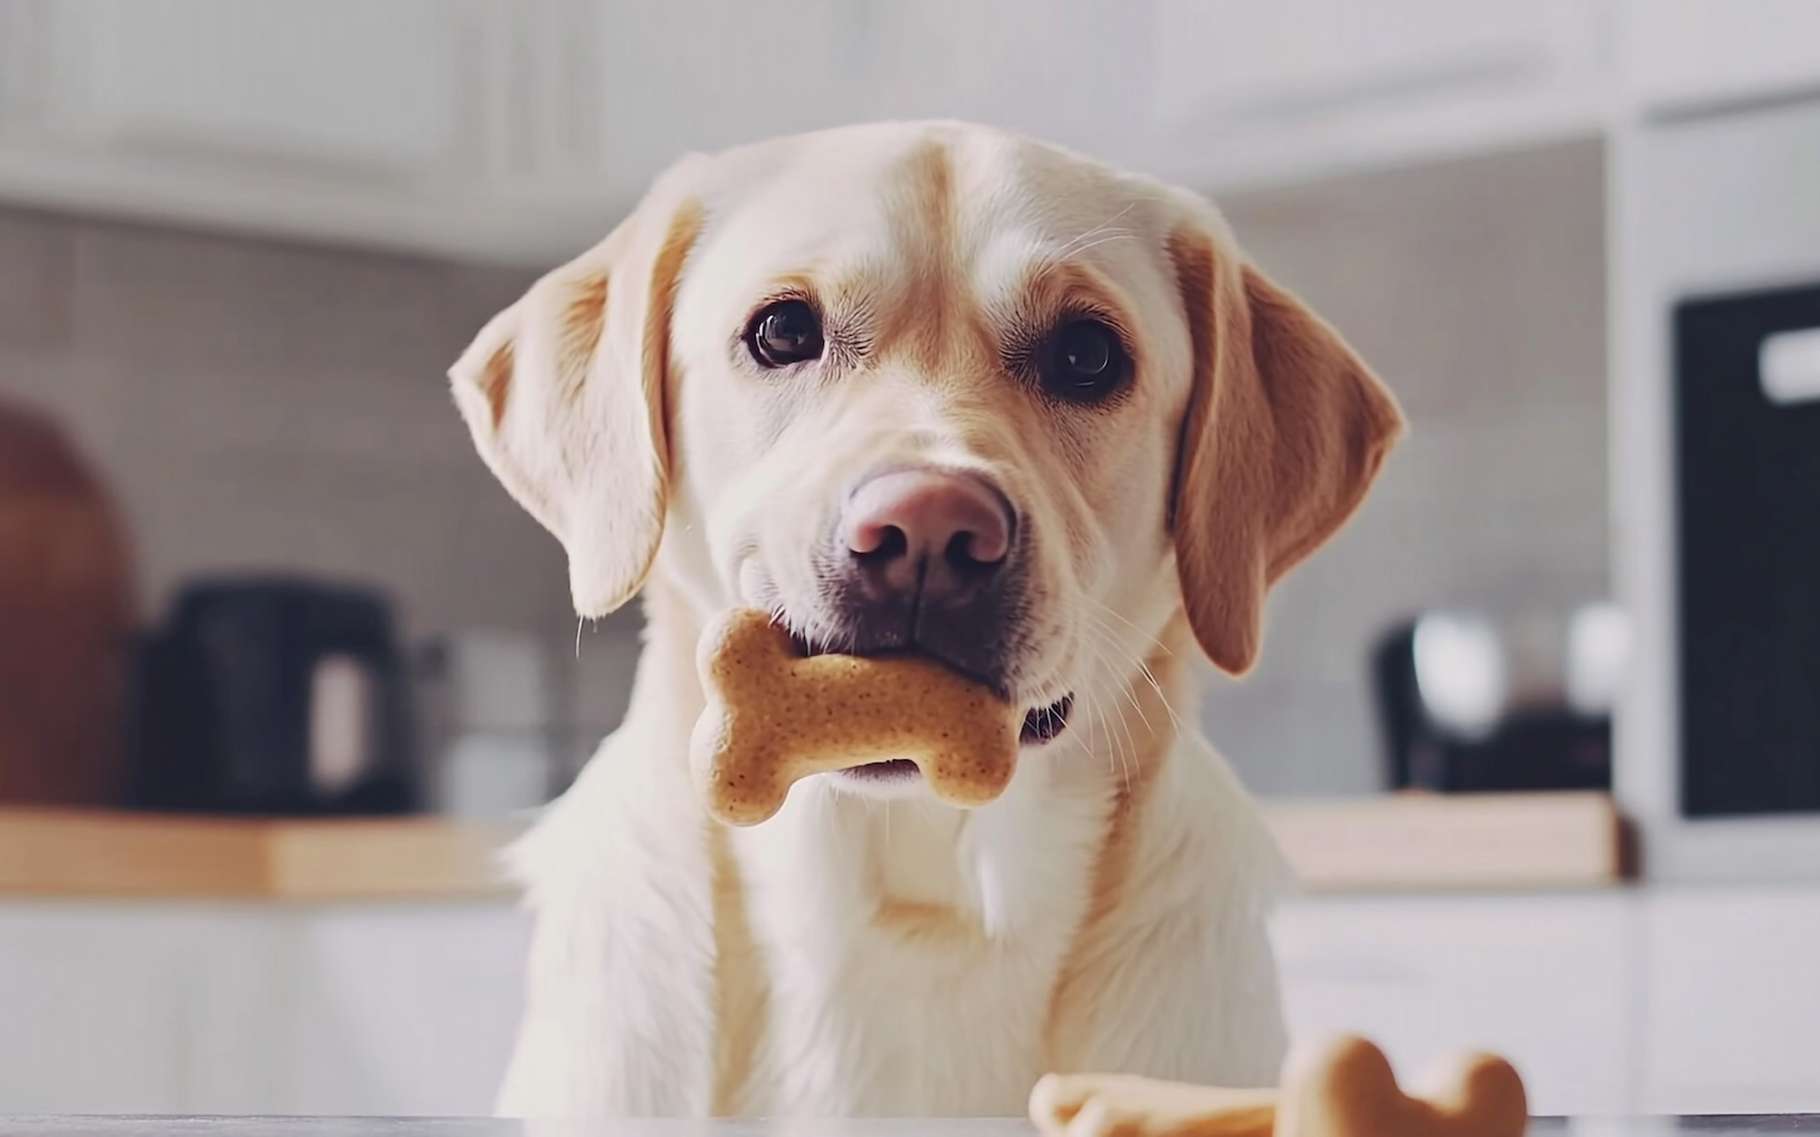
{"left": 450, "top": 121, "right": 1401, "bottom": 1119}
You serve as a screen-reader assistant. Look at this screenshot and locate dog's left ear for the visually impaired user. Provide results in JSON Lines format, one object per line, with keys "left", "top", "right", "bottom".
{"left": 1168, "top": 228, "right": 1403, "bottom": 676}
{"left": 450, "top": 163, "right": 704, "bottom": 618}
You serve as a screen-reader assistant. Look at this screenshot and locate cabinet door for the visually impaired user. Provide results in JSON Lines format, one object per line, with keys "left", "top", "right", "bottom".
{"left": 34, "top": 0, "right": 482, "bottom": 178}
{"left": 1272, "top": 893, "right": 1633, "bottom": 1116}
{"left": 1149, "top": 0, "right": 1607, "bottom": 186}
{"left": 0, "top": 904, "right": 195, "bottom": 1113}
{"left": 272, "top": 903, "right": 531, "bottom": 1116}
{"left": 1622, "top": 0, "right": 1820, "bottom": 115}
{"left": 1641, "top": 890, "right": 1820, "bottom": 1114}
{"left": 0, "top": 899, "right": 527, "bottom": 1116}
{"left": 1154, "top": 0, "right": 1586, "bottom": 122}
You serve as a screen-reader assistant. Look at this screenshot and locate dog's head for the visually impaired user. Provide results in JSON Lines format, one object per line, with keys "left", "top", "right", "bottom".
{"left": 452, "top": 122, "right": 1401, "bottom": 776}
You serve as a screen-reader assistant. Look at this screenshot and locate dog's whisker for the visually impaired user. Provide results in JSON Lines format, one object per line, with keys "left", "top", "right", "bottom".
{"left": 1104, "top": 667, "right": 1141, "bottom": 789}
{"left": 1079, "top": 638, "right": 1133, "bottom": 796}
{"left": 1130, "top": 653, "right": 1186, "bottom": 732}
{"left": 1078, "top": 603, "right": 1182, "bottom": 724}
{"left": 1094, "top": 690, "right": 1122, "bottom": 791}
{"left": 1050, "top": 227, "right": 1134, "bottom": 263}
{"left": 1052, "top": 201, "right": 1139, "bottom": 260}
{"left": 1078, "top": 678, "right": 1113, "bottom": 782}
{"left": 1078, "top": 609, "right": 1186, "bottom": 738}
{"left": 1086, "top": 596, "right": 1174, "bottom": 656}
{"left": 1060, "top": 232, "right": 1140, "bottom": 262}
{"left": 1116, "top": 670, "right": 1156, "bottom": 738}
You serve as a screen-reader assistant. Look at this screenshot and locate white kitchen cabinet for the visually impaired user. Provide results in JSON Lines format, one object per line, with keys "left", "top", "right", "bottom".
{"left": 1273, "top": 892, "right": 1635, "bottom": 1117}
{"left": 1638, "top": 889, "right": 1820, "bottom": 1116}
{"left": 1619, "top": 0, "right": 1820, "bottom": 116}
{"left": 270, "top": 904, "right": 529, "bottom": 1117}
{"left": 1148, "top": 0, "right": 1613, "bottom": 187}
{"left": 5, "top": 0, "right": 1820, "bottom": 262}
{"left": 0, "top": 900, "right": 529, "bottom": 1117}
{"left": 30, "top": 0, "right": 475, "bottom": 176}
{"left": 588, "top": 0, "right": 1161, "bottom": 181}
{"left": 7, "top": 888, "right": 1820, "bottom": 1116}
{"left": 0, "top": 904, "right": 198, "bottom": 1113}
{"left": 1155, "top": 0, "right": 1592, "bottom": 116}
{"left": 0, "top": 0, "right": 1624, "bottom": 260}
{"left": 0, "top": 0, "right": 611, "bottom": 263}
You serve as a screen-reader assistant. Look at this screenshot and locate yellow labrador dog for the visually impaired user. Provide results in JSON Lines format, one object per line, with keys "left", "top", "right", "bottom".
{"left": 451, "top": 121, "right": 1400, "bottom": 1118}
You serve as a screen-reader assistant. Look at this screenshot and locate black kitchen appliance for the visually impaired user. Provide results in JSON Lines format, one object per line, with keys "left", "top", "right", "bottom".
{"left": 1675, "top": 283, "right": 1820, "bottom": 818}
{"left": 1372, "top": 608, "right": 1618, "bottom": 793}
{"left": 129, "top": 576, "right": 419, "bottom": 814}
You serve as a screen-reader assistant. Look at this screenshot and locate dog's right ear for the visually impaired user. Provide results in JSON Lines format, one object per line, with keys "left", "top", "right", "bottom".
{"left": 1167, "top": 219, "right": 1403, "bottom": 676}
{"left": 450, "top": 164, "right": 704, "bottom": 618}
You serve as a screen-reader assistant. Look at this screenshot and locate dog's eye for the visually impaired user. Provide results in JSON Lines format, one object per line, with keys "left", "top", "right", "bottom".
{"left": 1042, "top": 319, "right": 1127, "bottom": 402}
{"left": 747, "top": 299, "right": 824, "bottom": 368}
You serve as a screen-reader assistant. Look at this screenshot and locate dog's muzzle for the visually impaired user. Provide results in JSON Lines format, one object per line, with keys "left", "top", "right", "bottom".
{"left": 801, "top": 464, "right": 1073, "bottom": 752}
{"left": 823, "top": 465, "right": 1021, "bottom": 686}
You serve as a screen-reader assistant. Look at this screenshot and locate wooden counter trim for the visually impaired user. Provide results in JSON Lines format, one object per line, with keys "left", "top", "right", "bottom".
{"left": 1269, "top": 791, "right": 1629, "bottom": 892}
{"left": 0, "top": 791, "right": 1627, "bottom": 899}
{"left": 0, "top": 809, "right": 521, "bottom": 900}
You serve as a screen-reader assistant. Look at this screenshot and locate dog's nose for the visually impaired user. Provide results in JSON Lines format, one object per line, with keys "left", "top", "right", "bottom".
{"left": 842, "top": 468, "right": 1013, "bottom": 601}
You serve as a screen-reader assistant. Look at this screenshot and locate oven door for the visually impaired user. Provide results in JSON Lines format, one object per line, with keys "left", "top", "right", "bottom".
{"left": 1675, "top": 282, "right": 1820, "bottom": 817}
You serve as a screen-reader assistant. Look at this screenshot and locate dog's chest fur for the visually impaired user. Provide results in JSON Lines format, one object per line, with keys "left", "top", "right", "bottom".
{"left": 718, "top": 769, "right": 1114, "bottom": 1115}
{"left": 499, "top": 689, "right": 1288, "bottom": 1119}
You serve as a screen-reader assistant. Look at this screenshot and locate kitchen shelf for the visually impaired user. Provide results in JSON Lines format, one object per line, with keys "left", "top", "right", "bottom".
{"left": 0, "top": 791, "right": 1626, "bottom": 900}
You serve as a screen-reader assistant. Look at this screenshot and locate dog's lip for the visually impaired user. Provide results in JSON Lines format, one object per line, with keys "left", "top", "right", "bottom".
{"left": 840, "top": 690, "right": 1073, "bottom": 783}
{"left": 783, "top": 624, "right": 1075, "bottom": 757}
{"left": 840, "top": 692, "right": 1074, "bottom": 785}
{"left": 840, "top": 758, "right": 922, "bottom": 782}
{"left": 785, "top": 629, "right": 1068, "bottom": 723}
{"left": 1019, "top": 693, "right": 1074, "bottom": 746}
{"left": 785, "top": 628, "right": 1009, "bottom": 696}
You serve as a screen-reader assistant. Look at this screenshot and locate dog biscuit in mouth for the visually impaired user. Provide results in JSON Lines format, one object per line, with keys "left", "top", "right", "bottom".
{"left": 689, "top": 608, "right": 1022, "bottom": 826}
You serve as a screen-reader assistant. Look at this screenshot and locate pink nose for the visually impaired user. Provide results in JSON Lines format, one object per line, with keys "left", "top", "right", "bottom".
{"left": 843, "top": 468, "right": 1013, "bottom": 598}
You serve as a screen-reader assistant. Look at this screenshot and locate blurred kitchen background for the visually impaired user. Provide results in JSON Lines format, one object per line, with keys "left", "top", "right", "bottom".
{"left": 2, "top": 0, "right": 1819, "bottom": 1123}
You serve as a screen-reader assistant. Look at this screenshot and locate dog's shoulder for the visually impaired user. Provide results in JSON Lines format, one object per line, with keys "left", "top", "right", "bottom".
{"left": 500, "top": 723, "right": 724, "bottom": 1116}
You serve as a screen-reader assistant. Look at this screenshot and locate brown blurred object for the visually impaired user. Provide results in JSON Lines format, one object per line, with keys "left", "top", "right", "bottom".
{"left": 0, "top": 399, "right": 135, "bottom": 805}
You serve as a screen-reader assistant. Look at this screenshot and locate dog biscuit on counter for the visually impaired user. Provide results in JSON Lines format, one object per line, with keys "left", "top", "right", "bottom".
{"left": 1031, "top": 1035, "right": 1527, "bottom": 1137}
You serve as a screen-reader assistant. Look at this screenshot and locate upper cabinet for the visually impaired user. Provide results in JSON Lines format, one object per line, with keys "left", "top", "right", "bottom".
{"left": 1147, "top": 0, "right": 1613, "bottom": 186}
{"left": 1619, "top": 0, "right": 1820, "bottom": 116}
{"left": 34, "top": 0, "right": 472, "bottom": 176}
{"left": 3, "top": 0, "right": 1818, "bottom": 263}
{"left": 584, "top": 0, "right": 1158, "bottom": 181}
{"left": 0, "top": 0, "right": 617, "bottom": 263}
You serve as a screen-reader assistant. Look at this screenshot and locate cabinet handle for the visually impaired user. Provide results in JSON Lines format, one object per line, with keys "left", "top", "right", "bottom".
{"left": 1761, "top": 327, "right": 1820, "bottom": 406}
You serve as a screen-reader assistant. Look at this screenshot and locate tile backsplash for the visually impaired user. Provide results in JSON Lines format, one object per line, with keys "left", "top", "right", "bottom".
{"left": 0, "top": 137, "right": 1607, "bottom": 802}
{"left": 0, "top": 207, "right": 600, "bottom": 788}
{"left": 1208, "top": 139, "right": 1609, "bottom": 796}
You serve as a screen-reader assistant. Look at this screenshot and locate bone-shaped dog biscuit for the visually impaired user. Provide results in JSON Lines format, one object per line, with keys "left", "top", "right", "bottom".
{"left": 1277, "top": 1036, "right": 1526, "bottom": 1137}
{"left": 1031, "top": 1036, "right": 1526, "bottom": 1137}
{"left": 689, "top": 608, "right": 1022, "bottom": 826}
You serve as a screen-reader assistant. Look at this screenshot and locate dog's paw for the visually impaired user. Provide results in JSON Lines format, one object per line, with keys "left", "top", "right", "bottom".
{"left": 1029, "top": 1072, "right": 1276, "bottom": 1137}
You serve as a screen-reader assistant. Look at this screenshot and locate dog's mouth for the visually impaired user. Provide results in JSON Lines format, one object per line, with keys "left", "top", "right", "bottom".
{"left": 784, "top": 629, "right": 1074, "bottom": 781}
{"left": 840, "top": 694, "right": 1074, "bottom": 784}
{"left": 1018, "top": 693, "right": 1075, "bottom": 745}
